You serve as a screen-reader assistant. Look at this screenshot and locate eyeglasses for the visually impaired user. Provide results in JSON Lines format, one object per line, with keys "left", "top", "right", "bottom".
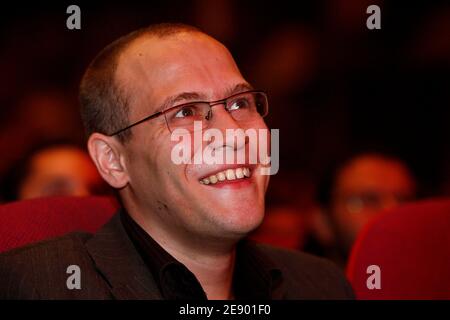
{"left": 109, "top": 90, "right": 268, "bottom": 136}
{"left": 340, "top": 192, "right": 413, "bottom": 214}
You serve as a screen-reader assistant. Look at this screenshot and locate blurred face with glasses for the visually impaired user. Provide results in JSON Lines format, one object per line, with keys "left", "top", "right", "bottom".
{"left": 89, "top": 31, "right": 270, "bottom": 250}
{"left": 330, "top": 154, "right": 416, "bottom": 252}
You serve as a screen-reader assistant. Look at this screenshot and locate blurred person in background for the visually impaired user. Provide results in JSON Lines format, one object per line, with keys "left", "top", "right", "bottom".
{"left": 0, "top": 89, "right": 84, "bottom": 184}
{"left": 0, "top": 143, "right": 109, "bottom": 202}
{"left": 305, "top": 152, "right": 417, "bottom": 268}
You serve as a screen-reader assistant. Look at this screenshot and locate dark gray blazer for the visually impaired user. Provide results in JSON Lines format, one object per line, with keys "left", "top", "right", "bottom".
{"left": 0, "top": 214, "right": 354, "bottom": 299}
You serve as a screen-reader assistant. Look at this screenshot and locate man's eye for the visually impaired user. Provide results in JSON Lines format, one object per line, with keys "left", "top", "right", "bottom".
{"left": 228, "top": 98, "right": 250, "bottom": 111}
{"left": 174, "top": 106, "right": 195, "bottom": 118}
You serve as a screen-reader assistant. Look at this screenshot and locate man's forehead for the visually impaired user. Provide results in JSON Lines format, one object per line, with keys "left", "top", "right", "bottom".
{"left": 115, "top": 32, "right": 244, "bottom": 113}
{"left": 125, "top": 31, "right": 222, "bottom": 57}
{"left": 117, "top": 32, "right": 237, "bottom": 82}
{"left": 337, "top": 158, "right": 414, "bottom": 191}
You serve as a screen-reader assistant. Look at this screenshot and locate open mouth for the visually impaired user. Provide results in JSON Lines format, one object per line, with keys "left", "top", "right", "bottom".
{"left": 199, "top": 167, "right": 251, "bottom": 185}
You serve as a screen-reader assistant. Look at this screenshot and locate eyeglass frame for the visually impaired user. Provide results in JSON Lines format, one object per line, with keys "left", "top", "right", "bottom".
{"left": 108, "top": 89, "right": 268, "bottom": 136}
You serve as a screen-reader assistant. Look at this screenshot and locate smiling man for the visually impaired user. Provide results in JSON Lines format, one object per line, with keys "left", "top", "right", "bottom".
{"left": 0, "top": 23, "right": 353, "bottom": 299}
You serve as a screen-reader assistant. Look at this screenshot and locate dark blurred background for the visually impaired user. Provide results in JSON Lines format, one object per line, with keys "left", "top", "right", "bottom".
{"left": 0, "top": 0, "right": 448, "bottom": 259}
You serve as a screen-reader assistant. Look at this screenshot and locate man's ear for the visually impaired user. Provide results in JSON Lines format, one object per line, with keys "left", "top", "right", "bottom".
{"left": 87, "top": 133, "right": 129, "bottom": 189}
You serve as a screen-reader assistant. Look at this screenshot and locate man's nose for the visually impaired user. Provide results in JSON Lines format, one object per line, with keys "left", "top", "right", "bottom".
{"left": 206, "top": 105, "right": 247, "bottom": 151}
{"left": 208, "top": 104, "right": 242, "bottom": 131}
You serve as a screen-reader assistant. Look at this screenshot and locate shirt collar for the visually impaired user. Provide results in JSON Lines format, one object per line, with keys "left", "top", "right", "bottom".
{"left": 120, "top": 208, "right": 283, "bottom": 299}
{"left": 120, "top": 209, "right": 207, "bottom": 300}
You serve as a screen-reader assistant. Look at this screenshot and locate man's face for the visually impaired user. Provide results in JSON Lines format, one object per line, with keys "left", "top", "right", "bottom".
{"left": 330, "top": 155, "right": 416, "bottom": 250}
{"left": 19, "top": 147, "right": 104, "bottom": 199}
{"left": 116, "top": 32, "right": 269, "bottom": 243}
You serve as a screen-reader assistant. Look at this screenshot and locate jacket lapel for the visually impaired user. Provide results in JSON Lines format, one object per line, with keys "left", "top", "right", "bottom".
{"left": 86, "top": 212, "right": 163, "bottom": 300}
{"left": 240, "top": 241, "right": 287, "bottom": 299}
{"left": 85, "top": 211, "right": 288, "bottom": 300}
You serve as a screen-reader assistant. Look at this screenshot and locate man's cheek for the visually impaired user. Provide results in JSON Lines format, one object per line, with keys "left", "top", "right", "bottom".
{"left": 157, "top": 146, "right": 189, "bottom": 192}
{"left": 133, "top": 139, "right": 171, "bottom": 190}
{"left": 169, "top": 129, "right": 199, "bottom": 165}
{"left": 263, "top": 174, "right": 270, "bottom": 192}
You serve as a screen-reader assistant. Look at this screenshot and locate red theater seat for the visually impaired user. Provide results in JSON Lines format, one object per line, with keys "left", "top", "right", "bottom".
{"left": 0, "top": 196, "right": 119, "bottom": 253}
{"left": 347, "top": 198, "right": 450, "bottom": 299}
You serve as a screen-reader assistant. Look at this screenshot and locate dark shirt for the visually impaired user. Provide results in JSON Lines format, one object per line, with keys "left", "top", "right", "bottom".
{"left": 120, "top": 209, "right": 282, "bottom": 300}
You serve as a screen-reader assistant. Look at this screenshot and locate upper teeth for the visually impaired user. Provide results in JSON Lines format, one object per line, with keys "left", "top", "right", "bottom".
{"left": 200, "top": 167, "right": 251, "bottom": 185}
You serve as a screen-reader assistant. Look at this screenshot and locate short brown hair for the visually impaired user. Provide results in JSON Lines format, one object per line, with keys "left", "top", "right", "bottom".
{"left": 79, "top": 23, "right": 200, "bottom": 142}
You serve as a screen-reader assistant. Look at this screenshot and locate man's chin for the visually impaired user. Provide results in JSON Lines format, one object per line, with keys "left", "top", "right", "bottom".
{"left": 189, "top": 181, "right": 266, "bottom": 239}
{"left": 207, "top": 205, "right": 265, "bottom": 239}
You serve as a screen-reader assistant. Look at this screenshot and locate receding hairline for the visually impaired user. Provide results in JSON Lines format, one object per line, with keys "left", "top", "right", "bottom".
{"left": 78, "top": 23, "right": 209, "bottom": 139}
{"left": 112, "top": 27, "right": 209, "bottom": 84}
{"left": 112, "top": 29, "right": 238, "bottom": 113}
{"left": 115, "top": 28, "right": 226, "bottom": 71}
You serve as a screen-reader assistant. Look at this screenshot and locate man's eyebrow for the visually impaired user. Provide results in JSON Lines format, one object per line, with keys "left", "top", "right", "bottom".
{"left": 158, "top": 92, "right": 205, "bottom": 112}
{"left": 223, "top": 83, "right": 254, "bottom": 97}
{"left": 157, "top": 83, "right": 254, "bottom": 112}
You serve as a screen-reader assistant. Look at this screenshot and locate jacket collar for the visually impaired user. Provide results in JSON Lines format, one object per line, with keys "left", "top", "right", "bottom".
{"left": 85, "top": 211, "right": 163, "bottom": 299}
{"left": 85, "top": 208, "right": 286, "bottom": 300}
{"left": 236, "top": 240, "right": 285, "bottom": 299}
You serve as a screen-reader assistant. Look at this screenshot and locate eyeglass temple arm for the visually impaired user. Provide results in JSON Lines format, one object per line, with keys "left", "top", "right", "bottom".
{"left": 109, "top": 111, "right": 163, "bottom": 136}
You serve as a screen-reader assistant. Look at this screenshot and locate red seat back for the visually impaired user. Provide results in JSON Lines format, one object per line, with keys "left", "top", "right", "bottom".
{"left": 347, "top": 198, "right": 450, "bottom": 299}
{"left": 0, "top": 196, "right": 119, "bottom": 253}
